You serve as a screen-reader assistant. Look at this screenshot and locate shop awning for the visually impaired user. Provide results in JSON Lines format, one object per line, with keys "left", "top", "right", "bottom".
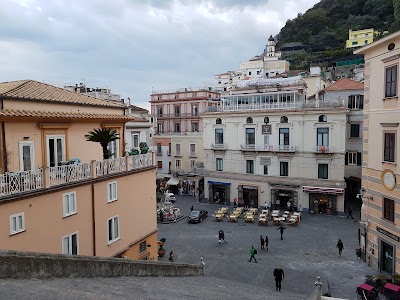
{"left": 166, "top": 177, "right": 179, "bottom": 186}
{"left": 207, "top": 181, "right": 231, "bottom": 186}
{"left": 303, "top": 186, "right": 344, "bottom": 194}
{"left": 156, "top": 173, "right": 171, "bottom": 179}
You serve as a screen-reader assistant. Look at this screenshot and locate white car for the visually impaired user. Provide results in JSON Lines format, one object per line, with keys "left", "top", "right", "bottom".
{"left": 164, "top": 193, "right": 176, "bottom": 203}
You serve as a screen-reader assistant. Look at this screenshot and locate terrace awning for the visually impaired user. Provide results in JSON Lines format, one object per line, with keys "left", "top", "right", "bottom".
{"left": 303, "top": 186, "right": 344, "bottom": 195}
{"left": 166, "top": 177, "right": 179, "bottom": 186}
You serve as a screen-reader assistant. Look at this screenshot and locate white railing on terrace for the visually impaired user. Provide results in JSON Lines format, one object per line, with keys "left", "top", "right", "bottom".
{"left": 0, "top": 169, "right": 43, "bottom": 196}
{"left": 211, "top": 143, "right": 227, "bottom": 150}
{"left": 240, "top": 144, "right": 297, "bottom": 152}
{"left": 314, "top": 145, "right": 333, "bottom": 153}
{"left": 154, "top": 131, "right": 203, "bottom": 136}
{"left": 50, "top": 162, "right": 92, "bottom": 186}
{"left": 0, "top": 153, "right": 154, "bottom": 197}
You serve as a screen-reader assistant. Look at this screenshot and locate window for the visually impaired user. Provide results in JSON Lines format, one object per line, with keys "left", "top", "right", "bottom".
{"left": 107, "top": 182, "right": 117, "bottom": 202}
{"left": 46, "top": 135, "right": 66, "bottom": 167}
{"left": 365, "top": 40, "right": 368, "bottom": 45}
{"left": 174, "top": 105, "right": 180, "bottom": 117}
{"left": 246, "top": 128, "right": 255, "bottom": 145}
{"left": 157, "top": 123, "right": 163, "bottom": 133}
{"left": 190, "top": 144, "right": 196, "bottom": 156}
{"left": 317, "top": 128, "right": 329, "bottom": 146}
{"left": 174, "top": 123, "right": 180, "bottom": 132}
{"left": 346, "top": 152, "right": 362, "bottom": 166}
{"left": 190, "top": 160, "right": 196, "bottom": 170}
{"left": 280, "top": 162, "right": 289, "bottom": 176}
{"left": 63, "top": 192, "right": 77, "bottom": 217}
{"left": 140, "top": 240, "right": 147, "bottom": 253}
{"left": 385, "top": 65, "right": 397, "bottom": 98}
{"left": 263, "top": 165, "right": 268, "bottom": 175}
{"left": 279, "top": 128, "right": 289, "bottom": 145}
{"left": 216, "top": 158, "right": 223, "bottom": 171}
{"left": 264, "top": 117, "right": 269, "bottom": 124}
{"left": 246, "top": 160, "right": 254, "bottom": 174}
{"left": 349, "top": 124, "right": 360, "bottom": 138}
{"left": 246, "top": 117, "right": 253, "bottom": 124}
{"left": 108, "top": 216, "right": 120, "bottom": 243}
{"left": 157, "top": 107, "right": 163, "bottom": 117}
{"left": 62, "top": 233, "right": 78, "bottom": 255}
{"left": 192, "top": 104, "right": 198, "bottom": 116}
{"left": 10, "top": 213, "right": 25, "bottom": 235}
{"left": 384, "top": 198, "right": 395, "bottom": 222}
{"left": 318, "top": 115, "right": 327, "bottom": 122}
{"left": 384, "top": 133, "right": 396, "bottom": 162}
{"left": 264, "top": 134, "right": 269, "bottom": 145}
{"left": 108, "top": 139, "right": 119, "bottom": 159}
{"left": 318, "top": 164, "right": 328, "bottom": 179}
{"left": 156, "top": 143, "right": 162, "bottom": 155}
{"left": 216, "top": 118, "right": 222, "bottom": 124}
{"left": 248, "top": 71, "right": 252, "bottom": 76}
{"left": 19, "top": 141, "right": 34, "bottom": 171}
{"left": 157, "top": 161, "right": 163, "bottom": 169}
{"left": 132, "top": 134, "right": 139, "bottom": 148}
{"left": 168, "top": 143, "right": 171, "bottom": 155}
{"left": 348, "top": 95, "right": 364, "bottom": 109}
{"left": 352, "top": 41, "right": 358, "bottom": 45}
{"left": 192, "top": 122, "right": 199, "bottom": 132}
{"left": 175, "top": 159, "right": 181, "bottom": 169}
{"left": 257, "top": 70, "right": 260, "bottom": 75}
{"left": 280, "top": 116, "right": 288, "bottom": 123}
{"left": 175, "top": 144, "right": 181, "bottom": 156}
{"left": 215, "top": 129, "right": 224, "bottom": 144}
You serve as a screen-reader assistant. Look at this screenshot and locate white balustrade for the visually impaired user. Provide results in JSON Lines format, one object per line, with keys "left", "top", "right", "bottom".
{"left": 0, "top": 169, "right": 43, "bottom": 196}
{"left": 127, "top": 153, "right": 153, "bottom": 170}
{"left": 50, "top": 162, "right": 92, "bottom": 186}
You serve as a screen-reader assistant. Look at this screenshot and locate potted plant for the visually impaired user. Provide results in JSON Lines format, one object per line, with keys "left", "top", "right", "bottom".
{"left": 158, "top": 244, "right": 165, "bottom": 257}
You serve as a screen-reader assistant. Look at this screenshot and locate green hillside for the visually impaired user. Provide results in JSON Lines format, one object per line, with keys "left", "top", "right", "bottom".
{"left": 277, "top": 0, "right": 397, "bottom": 47}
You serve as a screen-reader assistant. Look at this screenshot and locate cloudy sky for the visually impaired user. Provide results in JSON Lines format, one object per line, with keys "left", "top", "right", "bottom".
{"left": 1, "top": 0, "right": 320, "bottom": 110}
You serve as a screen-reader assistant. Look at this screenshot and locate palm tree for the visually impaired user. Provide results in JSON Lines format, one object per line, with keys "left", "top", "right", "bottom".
{"left": 85, "top": 128, "right": 119, "bottom": 159}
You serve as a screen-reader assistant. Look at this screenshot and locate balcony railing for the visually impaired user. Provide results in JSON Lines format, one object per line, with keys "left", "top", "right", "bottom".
{"left": 156, "top": 113, "right": 202, "bottom": 119}
{"left": 314, "top": 145, "right": 333, "bottom": 153}
{"left": 0, "top": 153, "right": 153, "bottom": 197}
{"left": 211, "top": 143, "right": 227, "bottom": 150}
{"left": 240, "top": 144, "right": 297, "bottom": 152}
{"left": 155, "top": 131, "right": 203, "bottom": 136}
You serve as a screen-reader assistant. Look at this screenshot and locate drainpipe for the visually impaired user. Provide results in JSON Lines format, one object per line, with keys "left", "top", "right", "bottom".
{"left": 91, "top": 183, "right": 96, "bottom": 256}
{"left": 1, "top": 98, "right": 7, "bottom": 172}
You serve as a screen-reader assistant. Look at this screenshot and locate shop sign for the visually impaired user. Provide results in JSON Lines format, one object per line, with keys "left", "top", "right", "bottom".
{"left": 260, "top": 156, "right": 271, "bottom": 165}
{"left": 262, "top": 125, "right": 272, "bottom": 135}
{"left": 243, "top": 185, "right": 258, "bottom": 190}
{"left": 377, "top": 227, "right": 400, "bottom": 242}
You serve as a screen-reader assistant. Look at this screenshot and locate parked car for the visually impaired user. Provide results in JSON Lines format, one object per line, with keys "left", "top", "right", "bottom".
{"left": 164, "top": 192, "right": 176, "bottom": 203}
{"left": 187, "top": 210, "right": 208, "bottom": 223}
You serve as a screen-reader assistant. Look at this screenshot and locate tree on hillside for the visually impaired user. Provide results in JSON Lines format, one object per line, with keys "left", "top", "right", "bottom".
{"left": 392, "top": 0, "right": 400, "bottom": 31}
{"left": 85, "top": 128, "right": 119, "bottom": 159}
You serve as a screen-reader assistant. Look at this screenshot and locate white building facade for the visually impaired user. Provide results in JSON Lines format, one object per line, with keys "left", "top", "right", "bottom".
{"left": 203, "top": 77, "right": 349, "bottom": 214}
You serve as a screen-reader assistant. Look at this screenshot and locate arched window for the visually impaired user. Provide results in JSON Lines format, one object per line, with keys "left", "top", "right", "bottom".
{"left": 216, "top": 118, "right": 222, "bottom": 124}
{"left": 319, "top": 115, "right": 327, "bottom": 122}
{"left": 246, "top": 117, "right": 253, "bottom": 124}
{"left": 264, "top": 117, "right": 269, "bottom": 124}
{"left": 280, "top": 116, "right": 288, "bottom": 123}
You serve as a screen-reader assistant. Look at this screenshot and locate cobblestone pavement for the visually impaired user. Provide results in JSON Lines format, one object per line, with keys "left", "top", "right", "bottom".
{"left": 0, "top": 195, "right": 373, "bottom": 300}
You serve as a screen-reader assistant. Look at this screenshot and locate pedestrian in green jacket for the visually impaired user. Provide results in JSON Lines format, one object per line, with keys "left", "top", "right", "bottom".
{"left": 249, "top": 245, "right": 257, "bottom": 263}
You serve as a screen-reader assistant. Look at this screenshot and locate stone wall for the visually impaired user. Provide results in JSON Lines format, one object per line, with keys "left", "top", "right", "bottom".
{"left": 0, "top": 250, "right": 204, "bottom": 279}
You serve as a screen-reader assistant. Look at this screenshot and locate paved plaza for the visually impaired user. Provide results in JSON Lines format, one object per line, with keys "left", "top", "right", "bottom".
{"left": 0, "top": 195, "right": 374, "bottom": 300}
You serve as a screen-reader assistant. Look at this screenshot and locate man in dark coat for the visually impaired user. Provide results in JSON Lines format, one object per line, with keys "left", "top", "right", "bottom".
{"left": 337, "top": 239, "right": 344, "bottom": 256}
{"left": 277, "top": 224, "right": 286, "bottom": 240}
{"left": 273, "top": 268, "right": 284, "bottom": 291}
{"left": 265, "top": 235, "right": 269, "bottom": 251}
{"left": 346, "top": 207, "right": 354, "bottom": 220}
{"left": 260, "top": 235, "right": 265, "bottom": 250}
{"left": 219, "top": 229, "right": 227, "bottom": 243}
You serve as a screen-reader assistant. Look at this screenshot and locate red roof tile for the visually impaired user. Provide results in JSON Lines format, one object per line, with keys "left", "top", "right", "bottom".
{"left": 324, "top": 78, "right": 364, "bottom": 91}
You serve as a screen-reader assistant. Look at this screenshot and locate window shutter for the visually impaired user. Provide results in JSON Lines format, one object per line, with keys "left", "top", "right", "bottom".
{"left": 360, "top": 96, "right": 364, "bottom": 110}
{"left": 348, "top": 96, "right": 352, "bottom": 109}
{"left": 345, "top": 152, "right": 348, "bottom": 165}
{"left": 357, "top": 152, "right": 362, "bottom": 166}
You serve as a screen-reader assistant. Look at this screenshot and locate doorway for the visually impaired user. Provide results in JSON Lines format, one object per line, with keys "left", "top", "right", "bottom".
{"left": 381, "top": 241, "right": 394, "bottom": 275}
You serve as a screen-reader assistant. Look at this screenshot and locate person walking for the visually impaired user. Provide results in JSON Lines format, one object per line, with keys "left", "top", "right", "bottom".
{"left": 265, "top": 235, "right": 269, "bottom": 251}
{"left": 219, "top": 229, "right": 227, "bottom": 244}
{"left": 337, "top": 239, "right": 344, "bottom": 256}
{"left": 260, "top": 235, "right": 265, "bottom": 250}
{"left": 346, "top": 207, "right": 354, "bottom": 220}
{"left": 273, "top": 268, "right": 285, "bottom": 291}
{"left": 190, "top": 205, "right": 194, "bottom": 212}
{"left": 277, "top": 224, "right": 286, "bottom": 240}
{"left": 159, "top": 210, "right": 164, "bottom": 223}
{"left": 249, "top": 246, "right": 257, "bottom": 263}
{"left": 233, "top": 197, "right": 237, "bottom": 208}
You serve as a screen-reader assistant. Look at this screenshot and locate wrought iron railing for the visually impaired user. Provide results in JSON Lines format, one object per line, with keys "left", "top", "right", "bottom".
{"left": 240, "top": 144, "right": 297, "bottom": 152}
{"left": 50, "top": 163, "right": 92, "bottom": 186}
{"left": 314, "top": 145, "right": 333, "bottom": 153}
{"left": 211, "top": 143, "right": 226, "bottom": 150}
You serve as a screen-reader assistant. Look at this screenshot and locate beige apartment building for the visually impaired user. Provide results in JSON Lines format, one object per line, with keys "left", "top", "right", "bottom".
{"left": 150, "top": 88, "right": 220, "bottom": 196}
{"left": 355, "top": 31, "right": 400, "bottom": 274}
{"left": 0, "top": 80, "right": 158, "bottom": 260}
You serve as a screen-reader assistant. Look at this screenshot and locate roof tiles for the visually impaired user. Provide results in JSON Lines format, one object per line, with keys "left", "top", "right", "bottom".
{"left": 324, "top": 78, "right": 364, "bottom": 91}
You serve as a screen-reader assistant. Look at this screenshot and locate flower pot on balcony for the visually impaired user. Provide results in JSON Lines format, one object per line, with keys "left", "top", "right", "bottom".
{"left": 320, "top": 146, "right": 326, "bottom": 153}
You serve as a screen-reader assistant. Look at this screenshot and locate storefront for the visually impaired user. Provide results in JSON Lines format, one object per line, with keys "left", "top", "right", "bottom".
{"left": 271, "top": 188, "right": 298, "bottom": 211}
{"left": 208, "top": 181, "right": 231, "bottom": 205}
{"left": 178, "top": 177, "right": 195, "bottom": 196}
{"left": 377, "top": 227, "right": 398, "bottom": 275}
{"left": 303, "top": 186, "right": 344, "bottom": 214}
{"left": 238, "top": 185, "right": 258, "bottom": 208}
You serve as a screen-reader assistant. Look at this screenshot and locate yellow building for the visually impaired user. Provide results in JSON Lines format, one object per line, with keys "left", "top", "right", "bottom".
{"left": 355, "top": 31, "right": 400, "bottom": 274}
{"left": 0, "top": 80, "right": 158, "bottom": 261}
{"left": 346, "top": 29, "right": 377, "bottom": 49}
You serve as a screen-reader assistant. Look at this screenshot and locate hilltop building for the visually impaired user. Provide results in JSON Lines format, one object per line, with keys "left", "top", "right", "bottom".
{"left": 0, "top": 80, "right": 157, "bottom": 260}
{"left": 150, "top": 88, "right": 220, "bottom": 196}
{"left": 346, "top": 29, "right": 378, "bottom": 49}
{"left": 203, "top": 76, "right": 350, "bottom": 213}
{"left": 355, "top": 30, "right": 400, "bottom": 274}
{"left": 64, "top": 82, "right": 121, "bottom": 102}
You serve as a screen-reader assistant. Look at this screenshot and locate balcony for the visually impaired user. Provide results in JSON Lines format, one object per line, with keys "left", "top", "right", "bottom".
{"left": 156, "top": 113, "right": 202, "bottom": 119}
{"left": 313, "top": 145, "right": 333, "bottom": 154}
{"left": 240, "top": 144, "right": 297, "bottom": 152}
{"left": 0, "top": 153, "right": 153, "bottom": 198}
{"left": 211, "top": 143, "right": 227, "bottom": 150}
{"left": 155, "top": 131, "right": 203, "bottom": 136}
